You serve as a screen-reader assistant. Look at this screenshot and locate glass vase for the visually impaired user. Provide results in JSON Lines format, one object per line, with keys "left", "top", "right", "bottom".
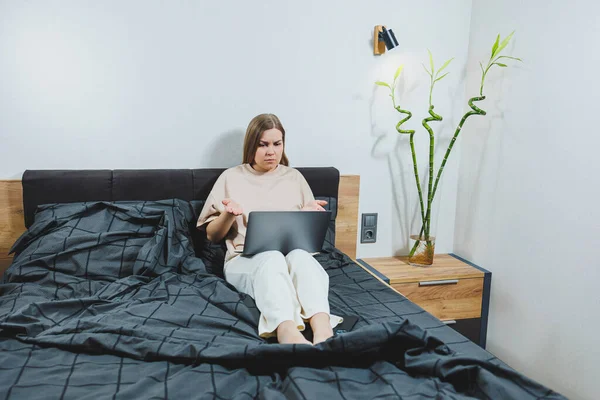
{"left": 408, "top": 235, "right": 436, "bottom": 266}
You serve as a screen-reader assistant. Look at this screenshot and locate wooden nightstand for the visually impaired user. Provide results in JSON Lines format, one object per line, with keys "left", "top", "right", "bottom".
{"left": 357, "top": 253, "right": 491, "bottom": 348}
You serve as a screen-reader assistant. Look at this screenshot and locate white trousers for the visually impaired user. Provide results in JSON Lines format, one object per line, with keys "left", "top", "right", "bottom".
{"left": 224, "top": 249, "right": 343, "bottom": 338}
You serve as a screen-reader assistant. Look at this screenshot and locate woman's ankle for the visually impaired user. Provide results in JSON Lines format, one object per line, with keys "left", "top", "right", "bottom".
{"left": 276, "top": 320, "right": 312, "bottom": 345}
{"left": 310, "top": 313, "right": 334, "bottom": 344}
{"left": 309, "top": 313, "right": 330, "bottom": 329}
{"left": 277, "top": 320, "right": 297, "bottom": 334}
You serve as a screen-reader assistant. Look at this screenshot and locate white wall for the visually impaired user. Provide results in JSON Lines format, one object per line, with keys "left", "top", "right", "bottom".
{"left": 455, "top": 1, "right": 600, "bottom": 399}
{"left": 0, "top": 0, "right": 473, "bottom": 258}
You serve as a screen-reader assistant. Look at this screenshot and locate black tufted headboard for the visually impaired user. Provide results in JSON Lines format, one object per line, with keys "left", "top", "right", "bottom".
{"left": 21, "top": 168, "right": 340, "bottom": 229}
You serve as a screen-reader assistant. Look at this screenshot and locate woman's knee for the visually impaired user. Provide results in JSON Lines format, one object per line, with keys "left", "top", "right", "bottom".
{"left": 286, "top": 250, "right": 328, "bottom": 277}
{"left": 285, "top": 249, "right": 312, "bottom": 264}
{"left": 256, "top": 251, "right": 287, "bottom": 273}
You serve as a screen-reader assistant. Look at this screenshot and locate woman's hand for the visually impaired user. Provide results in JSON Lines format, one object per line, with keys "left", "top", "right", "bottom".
{"left": 301, "top": 200, "right": 327, "bottom": 212}
{"left": 222, "top": 199, "right": 243, "bottom": 216}
{"left": 206, "top": 199, "right": 241, "bottom": 242}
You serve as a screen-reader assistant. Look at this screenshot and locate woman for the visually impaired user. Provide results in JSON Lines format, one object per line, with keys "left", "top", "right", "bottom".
{"left": 197, "top": 113, "right": 342, "bottom": 345}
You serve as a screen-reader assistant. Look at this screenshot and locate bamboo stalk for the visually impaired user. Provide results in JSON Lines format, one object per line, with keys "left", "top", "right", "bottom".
{"left": 421, "top": 105, "right": 442, "bottom": 238}
{"left": 431, "top": 96, "right": 486, "bottom": 200}
{"left": 408, "top": 105, "right": 441, "bottom": 259}
{"left": 409, "top": 131, "right": 426, "bottom": 225}
{"left": 394, "top": 107, "right": 414, "bottom": 135}
{"left": 390, "top": 83, "right": 426, "bottom": 228}
{"left": 393, "top": 106, "right": 426, "bottom": 226}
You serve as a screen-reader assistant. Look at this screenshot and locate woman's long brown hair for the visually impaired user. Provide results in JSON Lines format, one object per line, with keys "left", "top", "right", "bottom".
{"left": 242, "top": 114, "right": 289, "bottom": 166}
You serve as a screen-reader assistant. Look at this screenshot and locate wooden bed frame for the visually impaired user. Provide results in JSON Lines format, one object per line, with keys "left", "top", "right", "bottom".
{"left": 0, "top": 175, "right": 360, "bottom": 273}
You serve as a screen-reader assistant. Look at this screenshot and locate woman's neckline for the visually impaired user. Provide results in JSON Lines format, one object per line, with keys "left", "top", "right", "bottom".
{"left": 243, "top": 163, "right": 286, "bottom": 177}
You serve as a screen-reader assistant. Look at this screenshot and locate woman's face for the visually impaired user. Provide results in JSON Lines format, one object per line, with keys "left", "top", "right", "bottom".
{"left": 252, "top": 128, "right": 283, "bottom": 172}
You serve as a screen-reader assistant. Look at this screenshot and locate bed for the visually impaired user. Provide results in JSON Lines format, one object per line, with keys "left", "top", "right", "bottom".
{"left": 0, "top": 168, "right": 565, "bottom": 399}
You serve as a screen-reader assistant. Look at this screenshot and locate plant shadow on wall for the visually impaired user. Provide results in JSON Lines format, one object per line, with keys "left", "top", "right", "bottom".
{"left": 456, "top": 39, "right": 523, "bottom": 259}
{"left": 371, "top": 32, "right": 521, "bottom": 266}
{"left": 368, "top": 75, "right": 419, "bottom": 256}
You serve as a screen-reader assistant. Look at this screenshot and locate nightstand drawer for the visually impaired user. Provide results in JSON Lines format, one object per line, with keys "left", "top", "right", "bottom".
{"left": 392, "top": 277, "right": 483, "bottom": 320}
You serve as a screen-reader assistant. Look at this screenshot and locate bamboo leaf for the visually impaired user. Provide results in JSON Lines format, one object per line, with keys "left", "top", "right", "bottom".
{"left": 491, "top": 34, "right": 500, "bottom": 57}
{"left": 493, "top": 63, "right": 508, "bottom": 67}
{"left": 422, "top": 63, "right": 432, "bottom": 77}
{"left": 428, "top": 49, "right": 434, "bottom": 74}
{"left": 375, "top": 81, "right": 391, "bottom": 88}
{"left": 436, "top": 57, "right": 454, "bottom": 76}
{"left": 434, "top": 72, "right": 450, "bottom": 82}
{"left": 496, "top": 55, "right": 523, "bottom": 62}
{"left": 495, "top": 31, "right": 515, "bottom": 56}
{"left": 393, "top": 65, "right": 405, "bottom": 81}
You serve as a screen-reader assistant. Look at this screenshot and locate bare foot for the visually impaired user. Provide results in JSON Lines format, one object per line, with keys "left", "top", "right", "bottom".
{"left": 310, "top": 312, "right": 334, "bottom": 345}
{"left": 277, "top": 321, "right": 312, "bottom": 345}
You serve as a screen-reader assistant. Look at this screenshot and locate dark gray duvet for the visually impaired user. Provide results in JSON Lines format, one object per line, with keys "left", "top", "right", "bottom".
{"left": 0, "top": 200, "right": 565, "bottom": 399}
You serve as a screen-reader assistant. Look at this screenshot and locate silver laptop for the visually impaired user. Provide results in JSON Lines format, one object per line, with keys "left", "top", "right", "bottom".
{"left": 236, "top": 211, "right": 331, "bottom": 256}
